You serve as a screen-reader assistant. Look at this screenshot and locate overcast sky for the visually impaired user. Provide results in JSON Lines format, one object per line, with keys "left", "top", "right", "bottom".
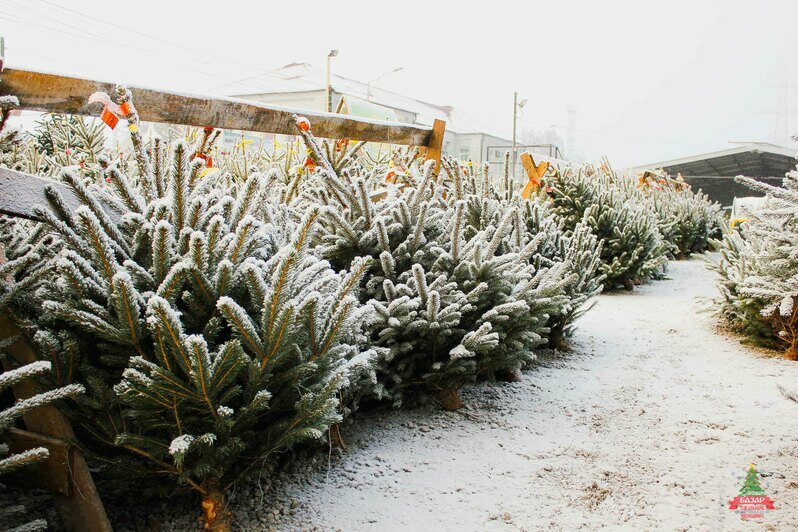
{"left": 2, "top": 0, "right": 798, "bottom": 166}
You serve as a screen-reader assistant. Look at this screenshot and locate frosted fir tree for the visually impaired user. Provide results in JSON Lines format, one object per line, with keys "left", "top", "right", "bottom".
{"left": 443, "top": 158, "right": 604, "bottom": 350}
{"left": 707, "top": 224, "right": 781, "bottom": 350}
{"left": 0, "top": 340, "right": 84, "bottom": 532}
{"left": 547, "top": 165, "right": 668, "bottom": 289}
{"left": 2, "top": 89, "right": 374, "bottom": 530}
{"left": 304, "top": 135, "right": 574, "bottom": 408}
{"left": 727, "top": 170, "right": 798, "bottom": 358}
{"left": 640, "top": 172, "right": 724, "bottom": 259}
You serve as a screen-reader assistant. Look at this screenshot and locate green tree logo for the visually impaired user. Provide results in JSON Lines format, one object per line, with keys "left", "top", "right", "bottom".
{"left": 739, "top": 464, "right": 766, "bottom": 496}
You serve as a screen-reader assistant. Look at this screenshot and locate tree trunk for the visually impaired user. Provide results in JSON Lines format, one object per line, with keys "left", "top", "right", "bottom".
{"left": 496, "top": 369, "right": 523, "bottom": 382}
{"left": 547, "top": 327, "right": 569, "bottom": 351}
{"left": 329, "top": 423, "right": 347, "bottom": 450}
{"left": 437, "top": 388, "right": 464, "bottom": 411}
{"left": 201, "top": 478, "right": 232, "bottom": 532}
{"left": 785, "top": 345, "right": 798, "bottom": 361}
{"left": 623, "top": 278, "right": 634, "bottom": 291}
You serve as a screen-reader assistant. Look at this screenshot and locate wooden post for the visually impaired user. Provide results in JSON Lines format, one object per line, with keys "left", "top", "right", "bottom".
{"left": 424, "top": 119, "right": 446, "bottom": 173}
{"left": 0, "top": 315, "right": 112, "bottom": 532}
{"left": 519, "top": 152, "right": 550, "bottom": 199}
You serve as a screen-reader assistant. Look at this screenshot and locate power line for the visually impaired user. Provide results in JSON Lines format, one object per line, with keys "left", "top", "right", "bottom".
{"left": 0, "top": 1, "right": 290, "bottom": 97}
{"left": 31, "top": 0, "right": 270, "bottom": 73}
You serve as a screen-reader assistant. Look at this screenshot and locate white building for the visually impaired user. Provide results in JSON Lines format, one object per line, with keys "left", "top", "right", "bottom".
{"left": 211, "top": 62, "right": 513, "bottom": 163}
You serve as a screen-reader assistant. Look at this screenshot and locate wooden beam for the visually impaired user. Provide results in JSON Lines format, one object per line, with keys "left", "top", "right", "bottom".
{"left": 424, "top": 119, "right": 446, "bottom": 172}
{"left": 0, "top": 68, "right": 434, "bottom": 146}
{"left": 0, "top": 314, "right": 112, "bottom": 532}
{"left": 3, "top": 428, "right": 73, "bottom": 495}
{"left": 0, "top": 167, "right": 121, "bottom": 223}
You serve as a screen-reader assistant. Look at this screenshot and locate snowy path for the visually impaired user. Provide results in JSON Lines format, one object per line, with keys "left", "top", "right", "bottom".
{"left": 237, "top": 260, "right": 798, "bottom": 531}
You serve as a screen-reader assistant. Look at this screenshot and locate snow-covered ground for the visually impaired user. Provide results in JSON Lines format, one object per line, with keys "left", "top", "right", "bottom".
{"left": 114, "top": 259, "right": 798, "bottom": 530}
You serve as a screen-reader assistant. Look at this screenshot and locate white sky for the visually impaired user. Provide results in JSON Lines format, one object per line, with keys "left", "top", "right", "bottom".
{"left": 2, "top": 0, "right": 798, "bottom": 166}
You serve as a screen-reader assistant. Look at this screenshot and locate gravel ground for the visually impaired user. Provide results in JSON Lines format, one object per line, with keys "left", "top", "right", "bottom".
{"left": 21, "top": 259, "right": 798, "bottom": 530}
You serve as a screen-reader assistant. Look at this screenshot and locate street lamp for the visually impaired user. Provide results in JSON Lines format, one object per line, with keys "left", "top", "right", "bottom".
{"left": 326, "top": 49, "right": 338, "bottom": 113}
{"left": 366, "top": 66, "right": 403, "bottom": 101}
{"left": 512, "top": 92, "right": 528, "bottom": 177}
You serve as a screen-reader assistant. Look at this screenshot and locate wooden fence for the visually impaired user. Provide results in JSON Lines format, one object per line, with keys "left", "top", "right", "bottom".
{"left": 0, "top": 65, "right": 447, "bottom": 531}
{"left": 0, "top": 67, "right": 446, "bottom": 221}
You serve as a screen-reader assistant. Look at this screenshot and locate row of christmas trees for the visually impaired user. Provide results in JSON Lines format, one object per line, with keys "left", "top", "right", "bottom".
{"left": 0, "top": 88, "right": 723, "bottom": 530}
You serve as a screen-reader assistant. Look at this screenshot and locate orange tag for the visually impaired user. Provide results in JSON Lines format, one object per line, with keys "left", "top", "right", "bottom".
{"left": 296, "top": 116, "right": 311, "bottom": 132}
{"left": 100, "top": 107, "right": 119, "bottom": 129}
{"left": 119, "top": 101, "right": 132, "bottom": 115}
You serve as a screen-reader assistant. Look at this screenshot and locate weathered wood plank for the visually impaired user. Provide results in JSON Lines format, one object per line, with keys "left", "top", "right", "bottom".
{"left": 0, "top": 68, "right": 435, "bottom": 146}
{"left": 424, "top": 119, "right": 446, "bottom": 172}
{"left": 0, "top": 166, "right": 121, "bottom": 223}
{"left": 3, "top": 428, "right": 73, "bottom": 495}
{"left": 0, "top": 314, "right": 113, "bottom": 532}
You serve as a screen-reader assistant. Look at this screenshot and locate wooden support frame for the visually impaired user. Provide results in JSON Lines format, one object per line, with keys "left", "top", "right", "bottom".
{"left": 520, "top": 152, "right": 550, "bottom": 199}
{"left": 4, "top": 428, "right": 74, "bottom": 495}
{"left": 0, "top": 68, "right": 439, "bottom": 146}
{"left": 0, "top": 314, "right": 113, "bottom": 532}
{"left": 0, "top": 166, "right": 122, "bottom": 222}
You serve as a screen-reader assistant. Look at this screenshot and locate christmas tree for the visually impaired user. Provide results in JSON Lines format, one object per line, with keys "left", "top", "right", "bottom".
{"left": 547, "top": 164, "right": 668, "bottom": 289}
{"left": 1, "top": 90, "right": 375, "bottom": 530}
{"left": 640, "top": 171, "right": 724, "bottom": 259}
{"left": 715, "top": 170, "right": 798, "bottom": 358}
{"left": 300, "top": 133, "right": 573, "bottom": 408}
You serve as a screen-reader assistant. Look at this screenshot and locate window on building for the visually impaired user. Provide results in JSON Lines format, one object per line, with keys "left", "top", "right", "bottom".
{"left": 459, "top": 147, "right": 471, "bottom": 160}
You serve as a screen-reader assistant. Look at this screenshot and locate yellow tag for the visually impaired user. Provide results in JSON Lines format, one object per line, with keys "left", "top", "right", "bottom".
{"left": 199, "top": 167, "right": 219, "bottom": 178}
{"left": 128, "top": 123, "right": 139, "bottom": 133}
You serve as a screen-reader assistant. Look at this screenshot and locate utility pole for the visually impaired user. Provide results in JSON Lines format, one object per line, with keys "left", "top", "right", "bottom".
{"left": 512, "top": 92, "right": 527, "bottom": 178}
{"left": 1, "top": 36, "right": 5, "bottom": 60}
{"left": 325, "top": 49, "right": 338, "bottom": 113}
{"left": 761, "top": 65, "right": 798, "bottom": 147}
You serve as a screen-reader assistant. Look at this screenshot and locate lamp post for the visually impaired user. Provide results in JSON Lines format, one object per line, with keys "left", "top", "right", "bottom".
{"left": 366, "top": 66, "right": 403, "bottom": 101}
{"left": 325, "top": 49, "right": 338, "bottom": 113}
{"left": 511, "top": 91, "right": 527, "bottom": 178}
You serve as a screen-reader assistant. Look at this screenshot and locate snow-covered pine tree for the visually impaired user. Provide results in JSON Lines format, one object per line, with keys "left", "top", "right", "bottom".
{"left": 718, "top": 171, "right": 798, "bottom": 358}
{"left": 444, "top": 158, "right": 604, "bottom": 350}
{"left": 707, "top": 227, "right": 780, "bottom": 350}
{"left": 640, "top": 172, "right": 724, "bottom": 259}
{"left": 2, "top": 89, "right": 374, "bottom": 530}
{"left": 547, "top": 165, "right": 668, "bottom": 289}
{"left": 305, "top": 136, "right": 574, "bottom": 408}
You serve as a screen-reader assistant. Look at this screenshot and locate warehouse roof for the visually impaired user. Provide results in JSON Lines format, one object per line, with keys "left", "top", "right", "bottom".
{"left": 634, "top": 142, "right": 798, "bottom": 177}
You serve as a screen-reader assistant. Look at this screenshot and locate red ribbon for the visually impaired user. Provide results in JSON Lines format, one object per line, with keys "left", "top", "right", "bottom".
{"left": 728, "top": 496, "right": 775, "bottom": 510}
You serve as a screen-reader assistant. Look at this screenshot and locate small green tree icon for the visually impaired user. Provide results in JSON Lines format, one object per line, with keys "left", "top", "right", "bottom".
{"left": 739, "top": 464, "right": 766, "bottom": 496}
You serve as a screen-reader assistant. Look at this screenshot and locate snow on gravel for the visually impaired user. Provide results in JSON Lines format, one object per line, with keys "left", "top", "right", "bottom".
{"left": 231, "top": 259, "right": 798, "bottom": 531}
{"left": 111, "top": 259, "right": 798, "bottom": 530}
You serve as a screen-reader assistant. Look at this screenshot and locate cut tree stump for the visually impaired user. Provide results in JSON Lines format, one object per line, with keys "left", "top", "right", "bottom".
{"left": 436, "top": 388, "right": 465, "bottom": 411}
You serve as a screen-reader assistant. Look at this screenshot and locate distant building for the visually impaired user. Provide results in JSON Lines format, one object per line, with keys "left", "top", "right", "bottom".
{"left": 633, "top": 142, "right": 796, "bottom": 208}
{"left": 211, "top": 63, "right": 514, "bottom": 164}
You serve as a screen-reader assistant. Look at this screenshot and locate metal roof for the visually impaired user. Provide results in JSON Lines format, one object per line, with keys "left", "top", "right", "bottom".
{"left": 633, "top": 143, "right": 798, "bottom": 177}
